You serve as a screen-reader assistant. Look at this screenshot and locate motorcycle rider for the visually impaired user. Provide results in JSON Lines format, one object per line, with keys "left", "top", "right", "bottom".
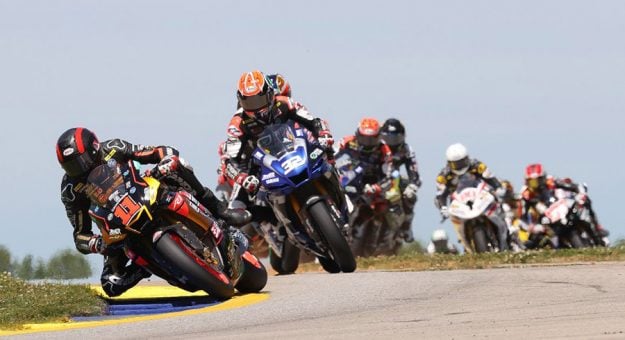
{"left": 57, "top": 127, "right": 249, "bottom": 297}
{"left": 379, "top": 118, "right": 421, "bottom": 243}
{"left": 499, "top": 180, "right": 527, "bottom": 252}
{"left": 336, "top": 118, "right": 396, "bottom": 249}
{"left": 435, "top": 143, "right": 509, "bottom": 252}
{"left": 520, "top": 163, "right": 608, "bottom": 246}
{"left": 426, "top": 229, "right": 459, "bottom": 255}
{"left": 221, "top": 70, "right": 335, "bottom": 227}
{"left": 221, "top": 72, "right": 295, "bottom": 195}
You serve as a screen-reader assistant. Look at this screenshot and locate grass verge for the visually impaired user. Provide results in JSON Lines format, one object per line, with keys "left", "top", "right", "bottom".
{"left": 0, "top": 272, "right": 105, "bottom": 330}
{"left": 296, "top": 245, "right": 625, "bottom": 273}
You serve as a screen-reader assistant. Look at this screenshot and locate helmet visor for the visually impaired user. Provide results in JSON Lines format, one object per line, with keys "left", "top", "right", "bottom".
{"left": 449, "top": 157, "right": 469, "bottom": 172}
{"left": 61, "top": 152, "right": 96, "bottom": 177}
{"left": 239, "top": 92, "right": 272, "bottom": 112}
{"left": 357, "top": 134, "right": 380, "bottom": 148}
{"left": 381, "top": 133, "right": 404, "bottom": 147}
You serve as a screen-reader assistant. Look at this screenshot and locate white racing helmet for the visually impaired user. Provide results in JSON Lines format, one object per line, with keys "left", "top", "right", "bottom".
{"left": 431, "top": 229, "right": 449, "bottom": 242}
{"left": 446, "top": 143, "right": 469, "bottom": 175}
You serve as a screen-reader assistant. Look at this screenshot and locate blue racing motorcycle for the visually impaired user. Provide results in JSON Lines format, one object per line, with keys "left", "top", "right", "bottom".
{"left": 252, "top": 121, "right": 356, "bottom": 273}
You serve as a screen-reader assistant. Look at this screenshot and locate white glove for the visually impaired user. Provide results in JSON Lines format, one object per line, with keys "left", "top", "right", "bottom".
{"left": 403, "top": 183, "right": 419, "bottom": 200}
{"left": 236, "top": 173, "right": 260, "bottom": 194}
{"left": 495, "top": 186, "right": 507, "bottom": 199}
{"left": 531, "top": 224, "right": 545, "bottom": 234}
{"left": 440, "top": 206, "right": 449, "bottom": 219}
{"left": 317, "top": 132, "right": 334, "bottom": 148}
{"left": 363, "top": 183, "right": 381, "bottom": 196}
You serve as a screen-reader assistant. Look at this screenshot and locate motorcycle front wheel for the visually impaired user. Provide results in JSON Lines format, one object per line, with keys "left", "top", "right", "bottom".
{"left": 269, "top": 239, "right": 300, "bottom": 275}
{"left": 309, "top": 201, "right": 356, "bottom": 273}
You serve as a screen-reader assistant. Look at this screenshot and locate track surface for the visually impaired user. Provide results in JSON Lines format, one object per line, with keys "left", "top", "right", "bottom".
{"left": 10, "top": 262, "right": 625, "bottom": 339}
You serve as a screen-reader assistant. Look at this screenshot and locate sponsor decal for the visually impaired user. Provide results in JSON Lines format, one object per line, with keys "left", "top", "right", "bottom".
{"left": 309, "top": 148, "right": 323, "bottom": 160}
{"left": 104, "top": 149, "right": 117, "bottom": 161}
{"left": 261, "top": 172, "right": 275, "bottom": 180}
{"left": 266, "top": 178, "right": 280, "bottom": 184}
{"left": 62, "top": 148, "right": 74, "bottom": 156}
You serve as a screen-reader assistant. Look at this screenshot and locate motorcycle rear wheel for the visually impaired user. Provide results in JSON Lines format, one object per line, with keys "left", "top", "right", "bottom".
{"left": 269, "top": 240, "right": 300, "bottom": 275}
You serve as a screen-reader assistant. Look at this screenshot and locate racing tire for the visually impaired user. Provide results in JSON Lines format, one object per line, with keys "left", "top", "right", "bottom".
{"left": 567, "top": 230, "right": 584, "bottom": 249}
{"left": 269, "top": 240, "right": 300, "bottom": 275}
{"left": 473, "top": 226, "right": 488, "bottom": 253}
{"left": 155, "top": 231, "right": 234, "bottom": 300}
{"left": 235, "top": 251, "right": 268, "bottom": 293}
{"left": 318, "top": 256, "right": 341, "bottom": 273}
{"left": 309, "top": 201, "right": 357, "bottom": 273}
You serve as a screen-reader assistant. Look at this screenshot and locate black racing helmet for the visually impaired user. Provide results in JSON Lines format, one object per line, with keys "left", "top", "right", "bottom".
{"left": 56, "top": 127, "right": 101, "bottom": 177}
{"left": 380, "top": 118, "right": 406, "bottom": 147}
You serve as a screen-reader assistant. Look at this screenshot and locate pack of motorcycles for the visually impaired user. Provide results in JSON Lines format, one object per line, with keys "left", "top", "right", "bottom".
{"left": 88, "top": 121, "right": 609, "bottom": 300}
{"left": 220, "top": 122, "right": 610, "bottom": 275}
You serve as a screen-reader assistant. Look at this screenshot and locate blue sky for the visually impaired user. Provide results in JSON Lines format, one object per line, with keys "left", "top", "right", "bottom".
{"left": 1, "top": 1, "right": 623, "bottom": 271}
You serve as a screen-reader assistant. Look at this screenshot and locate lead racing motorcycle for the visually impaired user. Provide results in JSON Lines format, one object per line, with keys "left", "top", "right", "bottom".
{"left": 251, "top": 121, "right": 356, "bottom": 273}
{"left": 86, "top": 159, "right": 267, "bottom": 299}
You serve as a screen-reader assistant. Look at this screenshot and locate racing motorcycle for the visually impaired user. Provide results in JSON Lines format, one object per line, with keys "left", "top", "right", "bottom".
{"left": 86, "top": 159, "right": 267, "bottom": 300}
{"left": 531, "top": 189, "right": 591, "bottom": 249}
{"left": 228, "top": 183, "right": 303, "bottom": 275}
{"left": 251, "top": 121, "right": 357, "bottom": 273}
{"left": 340, "top": 167, "right": 406, "bottom": 257}
{"left": 447, "top": 174, "right": 507, "bottom": 253}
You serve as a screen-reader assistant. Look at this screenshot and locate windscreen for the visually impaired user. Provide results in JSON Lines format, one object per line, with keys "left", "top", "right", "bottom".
{"left": 257, "top": 124, "right": 296, "bottom": 157}
{"left": 455, "top": 173, "right": 480, "bottom": 192}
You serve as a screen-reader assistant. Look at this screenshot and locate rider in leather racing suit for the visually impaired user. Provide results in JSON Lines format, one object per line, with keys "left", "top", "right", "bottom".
{"left": 435, "top": 143, "right": 509, "bottom": 252}
{"left": 520, "top": 163, "right": 608, "bottom": 247}
{"left": 335, "top": 118, "right": 394, "bottom": 241}
{"left": 221, "top": 70, "right": 336, "bottom": 227}
{"left": 379, "top": 118, "right": 421, "bottom": 243}
{"left": 57, "top": 127, "right": 249, "bottom": 297}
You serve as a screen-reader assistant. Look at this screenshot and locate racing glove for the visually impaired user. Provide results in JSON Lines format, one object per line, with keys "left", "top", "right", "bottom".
{"left": 403, "top": 183, "right": 419, "bottom": 200}
{"left": 235, "top": 173, "right": 260, "bottom": 195}
{"left": 318, "top": 131, "right": 334, "bottom": 149}
{"left": 440, "top": 206, "right": 449, "bottom": 220}
{"left": 88, "top": 235, "right": 106, "bottom": 254}
{"left": 363, "top": 183, "right": 381, "bottom": 196}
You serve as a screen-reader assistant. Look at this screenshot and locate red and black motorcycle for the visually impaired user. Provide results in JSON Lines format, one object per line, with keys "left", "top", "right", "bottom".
{"left": 86, "top": 159, "right": 267, "bottom": 300}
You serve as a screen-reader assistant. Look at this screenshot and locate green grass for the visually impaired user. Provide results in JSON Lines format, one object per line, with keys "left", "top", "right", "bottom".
{"left": 297, "top": 245, "right": 625, "bottom": 272}
{"left": 0, "top": 272, "right": 105, "bottom": 329}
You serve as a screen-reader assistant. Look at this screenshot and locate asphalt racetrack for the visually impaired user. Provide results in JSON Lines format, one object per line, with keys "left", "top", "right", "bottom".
{"left": 9, "top": 262, "right": 625, "bottom": 339}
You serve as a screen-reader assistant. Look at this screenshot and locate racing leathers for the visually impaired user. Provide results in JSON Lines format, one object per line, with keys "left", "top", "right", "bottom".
{"left": 520, "top": 176, "right": 607, "bottom": 246}
{"left": 222, "top": 96, "right": 334, "bottom": 223}
{"left": 60, "top": 139, "right": 245, "bottom": 296}
{"left": 435, "top": 159, "right": 509, "bottom": 252}
{"left": 387, "top": 142, "right": 422, "bottom": 242}
{"left": 335, "top": 135, "right": 394, "bottom": 242}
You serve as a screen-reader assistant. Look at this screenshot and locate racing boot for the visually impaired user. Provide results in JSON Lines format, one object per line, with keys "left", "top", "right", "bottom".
{"left": 199, "top": 187, "right": 252, "bottom": 226}
{"left": 100, "top": 252, "right": 151, "bottom": 297}
{"left": 218, "top": 224, "right": 249, "bottom": 279}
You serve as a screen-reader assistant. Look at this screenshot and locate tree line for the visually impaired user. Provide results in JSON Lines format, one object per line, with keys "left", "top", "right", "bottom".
{"left": 0, "top": 245, "right": 92, "bottom": 280}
